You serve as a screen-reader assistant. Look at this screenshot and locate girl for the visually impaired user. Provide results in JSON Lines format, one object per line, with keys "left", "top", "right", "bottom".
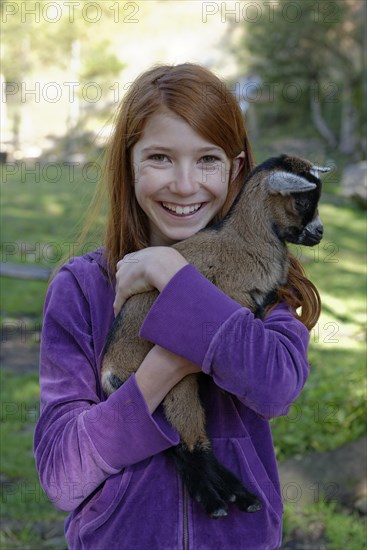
{"left": 34, "top": 63, "right": 319, "bottom": 550}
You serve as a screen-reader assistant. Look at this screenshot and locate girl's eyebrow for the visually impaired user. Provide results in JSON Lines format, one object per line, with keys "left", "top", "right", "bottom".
{"left": 141, "top": 145, "right": 224, "bottom": 154}
{"left": 141, "top": 146, "right": 172, "bottom": 153}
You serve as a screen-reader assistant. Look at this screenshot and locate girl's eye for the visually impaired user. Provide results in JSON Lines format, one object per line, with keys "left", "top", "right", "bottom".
{"left": 148, "top": 154, "right": 169, "bottom": 162}
{"left": 200, "top": 155, "right": 221, "bottom": 164}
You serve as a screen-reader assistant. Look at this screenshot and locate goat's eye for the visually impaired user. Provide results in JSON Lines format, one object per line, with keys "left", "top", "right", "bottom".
{"left": 296, "top": 198, "right": 310, "bottom": 209}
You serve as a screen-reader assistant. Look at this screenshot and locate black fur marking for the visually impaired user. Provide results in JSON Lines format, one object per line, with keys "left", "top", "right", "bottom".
{"left": 103, "top": 310, "right": 125, "bottom": 355}
{"left": 292, "top": 189, "right": 321, "bottom": 229}
{"left": 108, "top": 373, "right": 124, "bottom": 390}
{"left": 168, "top": 443, "right": 262, "bottom": 518}
{"left": 253, "top": 289, "right": 279, "bottom": 319}
{"left": 275, "top": 224, "right": 305, "bottom": 244}
{"left": 249, "top": 154, "right": 320, "bottom": 186}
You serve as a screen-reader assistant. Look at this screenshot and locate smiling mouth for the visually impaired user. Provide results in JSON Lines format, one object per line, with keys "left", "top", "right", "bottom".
{"left": 161, "top": 202, "right": 204, "bottom": 216}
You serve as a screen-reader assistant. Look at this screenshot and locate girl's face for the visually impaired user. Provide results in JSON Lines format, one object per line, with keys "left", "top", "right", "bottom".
{"left": 132, "top": 109, "right": 244, "bottom": 246}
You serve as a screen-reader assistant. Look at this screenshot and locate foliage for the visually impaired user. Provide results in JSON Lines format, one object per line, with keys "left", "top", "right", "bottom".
{"left": 228, "top": 0, "right": 365, "bottom": 156}
{"left": 283, "top": 501, "right": 367, "bottom": 549}
{"left": 1, "top": 0, "right": 124, "bottom": 79}
{"left": 1, "top": 0, "right": 124, "bottom": 144}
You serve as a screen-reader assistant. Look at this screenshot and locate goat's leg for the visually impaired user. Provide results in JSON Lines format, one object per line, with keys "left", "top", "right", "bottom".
{"left": 164, "top": 376, "right": 262, "bottom": 518}
{"left": 163, "top": 374, "right": 209, "bottom": 452}
{"left": 101, "top": 291, "right": 158, "bottom": 395}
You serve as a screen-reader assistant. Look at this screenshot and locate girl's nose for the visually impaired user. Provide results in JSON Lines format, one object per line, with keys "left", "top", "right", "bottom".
{"left": 169, "top": 165, "right": 200, "bottom": 195}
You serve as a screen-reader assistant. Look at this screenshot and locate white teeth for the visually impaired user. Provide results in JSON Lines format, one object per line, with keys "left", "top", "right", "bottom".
{"left": 162, "top": 202, "right": 202, "bottom": 215}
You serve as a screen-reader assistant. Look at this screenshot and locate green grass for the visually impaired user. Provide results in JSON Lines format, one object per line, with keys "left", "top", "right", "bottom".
{"left": 1, "top": 163, "right": 102, "bottom": 254}
{"left": 271, "top": 201, "right": 367, "bottom": 459}
{"left": 1, "top": 163, "right": 105, "bottom": 323}
{"left": 283, "top": 501, "right": 367, "bottom": 550}
{"left": 0, "top": 369, "right": 67, "bottom": 548}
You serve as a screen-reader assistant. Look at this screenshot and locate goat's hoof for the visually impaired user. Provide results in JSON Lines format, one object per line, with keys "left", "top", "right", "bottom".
{"left": 246, "top": 501, "right": 262, "bottom": 513}
{"left": 210, "top": 507, "right": 228, "bottom": 519}
{"left": 206, "top": 453, "right": 262, "bottom": 515}
{"left": 170, "top": 444, "right": 262, "bottom": 518}
{"left": 194, "top": 492, "right": 229, "bottom": 518}
{"left": 233, "top": 490, "right": 262, "bottom": 513}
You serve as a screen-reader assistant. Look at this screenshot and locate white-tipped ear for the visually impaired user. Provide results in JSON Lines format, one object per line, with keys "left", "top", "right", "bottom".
{"left": 266, "top": 171, "right": 317, "bottom": 195}
{"left": 231, "top": 151, "right": 246, "bottom": 181}
{"left": 310, "top": 165, "right": 331, "bottom": 178}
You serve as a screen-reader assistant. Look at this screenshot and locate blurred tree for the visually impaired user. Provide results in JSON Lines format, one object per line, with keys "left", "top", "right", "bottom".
{"left": 228, "top": 0, "right": 365, "bottom": 157}
{"left": 1, "top": 0, "right": 126, "bottom": 79}
{"left": 1, "top": 0, "right": 124, "bottom": 154}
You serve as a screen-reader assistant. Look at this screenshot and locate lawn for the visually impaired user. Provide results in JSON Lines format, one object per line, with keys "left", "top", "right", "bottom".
{"left": 272, "top": 200, "right": 366, "bottom": 460}
{"left": 1, "top": 156, "right": 366, "bottom": 548}
{"left": 1, "top": 162, "right": 105, "bottom": 323}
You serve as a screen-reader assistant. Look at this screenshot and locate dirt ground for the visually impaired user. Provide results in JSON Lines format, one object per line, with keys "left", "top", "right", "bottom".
{"left": 0, "top": 332, "right": 41, "bottom": 374}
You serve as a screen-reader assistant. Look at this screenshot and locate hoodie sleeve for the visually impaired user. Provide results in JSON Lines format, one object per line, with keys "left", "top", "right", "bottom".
{"left": 139, "top": 264, "right": 310, "bottom": 418}
{"left": 34, "top": 263, "right": 179, "bottom": 513}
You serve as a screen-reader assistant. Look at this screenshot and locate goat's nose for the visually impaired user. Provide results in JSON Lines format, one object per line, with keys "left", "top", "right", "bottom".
{"left": 315, "top": 224, "right": 324, "bottom": 237}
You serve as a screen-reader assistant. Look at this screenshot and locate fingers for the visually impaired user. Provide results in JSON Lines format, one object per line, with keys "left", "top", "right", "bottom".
{"left": 116, "top": 252, "right": 139, "bottom": 268}
{"left": 113, "top": 294, "right": 125, "bottom": 317}
{"left": 113, "top": 268, "right": 128, "bottom": 316}
{"left": 113, "top": 247, "right": 186, "bottom": 316}
{"left": 113, "top": 251, "right": 152, "bottom": 316}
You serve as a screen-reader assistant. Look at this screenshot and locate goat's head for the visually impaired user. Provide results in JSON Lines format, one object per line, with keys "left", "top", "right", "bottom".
{"left": 256, "top": 155, "right": 329, "bottom": 246}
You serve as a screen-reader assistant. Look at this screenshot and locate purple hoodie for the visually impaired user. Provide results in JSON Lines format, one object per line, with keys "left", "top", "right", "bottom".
{"left": 34, "top": 249, "right": 310, "bottom": 550}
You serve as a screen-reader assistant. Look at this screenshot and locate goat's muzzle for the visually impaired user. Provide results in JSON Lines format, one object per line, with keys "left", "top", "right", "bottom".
{"left": 298, "top": 217, "right": 324, "bottom": 246}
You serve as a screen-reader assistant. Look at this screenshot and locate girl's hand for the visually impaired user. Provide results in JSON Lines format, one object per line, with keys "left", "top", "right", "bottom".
{"left": 113, "top": 247, "right": 188, "bottom": 316}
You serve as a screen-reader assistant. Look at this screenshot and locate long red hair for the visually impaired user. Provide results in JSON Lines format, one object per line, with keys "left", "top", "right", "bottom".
{"left": 81, "top": 63, "right": 320, "bottom": 330}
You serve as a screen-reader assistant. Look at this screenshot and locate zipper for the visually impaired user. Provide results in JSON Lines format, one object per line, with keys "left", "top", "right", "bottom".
{"left": 183, "top": 482, "right": 189, "bottom": 550}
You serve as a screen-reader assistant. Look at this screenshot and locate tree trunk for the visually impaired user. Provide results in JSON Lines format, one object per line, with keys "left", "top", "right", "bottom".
{"left": 339, "top": 84, "right": 358, "bottom": 155}
{"left": 310, "top": 81, "right": 338, "bottom": 148}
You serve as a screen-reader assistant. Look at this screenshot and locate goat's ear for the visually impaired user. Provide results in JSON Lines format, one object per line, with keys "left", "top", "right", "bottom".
{"left": 265, "top": 171, "right": 317, "bottom": 195}
{"left": 310, "top": 165, "right": 331, "bottom": 178}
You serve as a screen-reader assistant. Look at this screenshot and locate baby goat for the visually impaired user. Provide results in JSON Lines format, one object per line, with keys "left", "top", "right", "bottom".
{"left": 102, "top": 154, "right": 328, "bottom": 518}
